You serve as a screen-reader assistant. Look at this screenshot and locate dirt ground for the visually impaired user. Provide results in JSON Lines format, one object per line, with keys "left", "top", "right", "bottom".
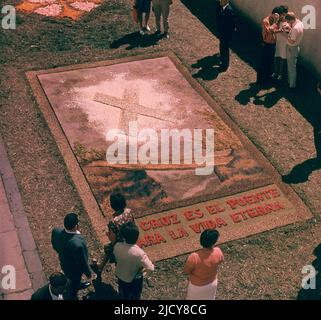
{"left": 1, "top": 0, "right": 321, "bottom": 299}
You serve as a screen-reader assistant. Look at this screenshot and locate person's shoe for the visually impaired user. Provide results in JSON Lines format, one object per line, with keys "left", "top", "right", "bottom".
{"left": 277, "top": 75, "right": 282, "bottom": 81}
{"left": 146, "top": 25, "right": 151, "bottom": 32}
{"left": 271, "top": 73, "right": 278, "bottom": 79}
{"left": 155, "top": 29, "right": 161, "bottom": 36}
{"left": 139, "top": 30, "right": 145, "bottom": 36}
{"left": 163, "top": 32, "right": 170, "bottom": 39}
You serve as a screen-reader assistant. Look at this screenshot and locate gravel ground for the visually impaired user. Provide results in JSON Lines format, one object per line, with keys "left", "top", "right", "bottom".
{"left": 0, "top": 0, "right": 321, "bottom": 299}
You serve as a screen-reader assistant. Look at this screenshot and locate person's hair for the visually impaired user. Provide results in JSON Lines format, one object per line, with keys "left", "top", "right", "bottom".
{"left": 64, "top": 213, "right": 79, "bottom": 231}
{"left": 200, "top": 229, "right": 220, "bottom": 248}
{"left": 279, "top": 5, "right": 289, "bottom": 14}
{"left": 120, "top": 222, "right": 139, "bottom": 244}
{"left": 49, "top": 272, "right": 68, "bottom": 289}
{"left": 110, "top": 192, "right": 126, "bottom": 212}
{"left": 285, "top": 12, "right": 296, "bottom": 21}
{"left": 272, "top": 6, "right": 281, "bottom": 15}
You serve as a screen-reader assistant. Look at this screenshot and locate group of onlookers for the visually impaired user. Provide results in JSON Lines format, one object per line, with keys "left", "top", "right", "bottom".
{"left": 31, "top": 192, "right": 224, "bottom": 300}
{"left": 257, "top": 5, "right": 304, "bottom": 88}
{"left": 31, "top": 193, "right": 154, "bottom": 300}
{"left": 215, "top": 1, "right": 305, "bottom": 89}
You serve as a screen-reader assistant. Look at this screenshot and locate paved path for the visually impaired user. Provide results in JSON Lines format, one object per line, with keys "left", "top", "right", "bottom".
{"left": 0, "top": 136, "right": 46, "bottom": 300}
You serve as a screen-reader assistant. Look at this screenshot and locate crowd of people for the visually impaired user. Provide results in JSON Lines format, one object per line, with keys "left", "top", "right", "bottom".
{"left": 31, "top": 192, "right": 224, "bottom": 300}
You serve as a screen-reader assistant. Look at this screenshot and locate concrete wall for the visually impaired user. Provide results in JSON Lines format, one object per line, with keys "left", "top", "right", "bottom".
{"left": 231, "top": 0, "right": 321, "bottom": 80}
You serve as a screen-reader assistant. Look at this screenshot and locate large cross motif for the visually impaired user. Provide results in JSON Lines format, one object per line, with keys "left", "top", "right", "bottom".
{"left": 93, "top": 89, "right": 174, "bottom": 134}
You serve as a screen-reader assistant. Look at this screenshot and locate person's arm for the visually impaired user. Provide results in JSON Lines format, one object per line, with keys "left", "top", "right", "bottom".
{"left": 262, "top": 19, "right": 269, "bottom": 32}
{"left": 218, "top": 248, "right": 224, "bottom": 264}
{"left": 268, "top": 22, "right": 278, "bottom": 33}
{"left": 141, "top": 253, "right": 155, "bottom": 274}
{"left": 75, "top": 244, "right": 92, "bottom": 279}
{"left": 261, "top": 19, "right": 269, "bottom": 40}
{"left": 183, "top": 254, "right": 195, "bottom": 275}
{"left": 51, "top": 228, "right": 61, "bottom": 253}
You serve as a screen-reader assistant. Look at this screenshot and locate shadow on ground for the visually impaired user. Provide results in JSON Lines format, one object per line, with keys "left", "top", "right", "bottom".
{"left": 181, "top": 0, "right": 321, "bottom": 183}
{"left": 110, "top": 32, "right": 162, "bottom": 50}
{"left": 84, "top": 277, "right": 119, "bottom": 300}
{"left": 191, "top": 54, "right": 221, "bottom": 80}
{"left": 297, "top": 243, "right": 321, "bottom": 300}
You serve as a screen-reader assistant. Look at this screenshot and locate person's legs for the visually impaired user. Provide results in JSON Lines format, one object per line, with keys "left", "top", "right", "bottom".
{"left": 137, "top": 11, "right": 143, "bottom": 32}
{"left": 219, "top": 38, "right": 230, "bottom": 71}
{"left": 273, "top": 57, "right": 280, "bottom": 77}
{"left": 266, "top": 43, "right": 276, "bottom": 80}
{"left": 118, "top": 277, "right": 143, "bottom": 300}
{"left": 145, "top": 11, "right": 151, "bottom": 30}
{"left": 287, "top": 45, "right": 299, "bottom": 88}
{"left": 118, "top": 278, "right": 131, "bottom": 300}
{"left": 152, "top": 0, "right": 161, "bottom": 32}
{"left": 257, "top": 43, "right": 268, "bottom": 83}
{"left": 135, "top": 0, "right": 144, "bottom": 32}
{"left": 142, "top": 12, "right": 147, "bottom": 29}
{"left": 142, "top": 0, "right": 151, "bottom": 30}
{"left": 279, "top": 58, "right": 286, "bottom": 79}
{"left": 257, "top": 43, "right": 275, "bottom": 83}
{"left": 68, "top": 274, "right": 82, "bottom": 300}
{"left": 161, "top": 0, "right": 170, "bottom": 34}
{"left": 130, "top": 277, "right": 144, "bottom": 300}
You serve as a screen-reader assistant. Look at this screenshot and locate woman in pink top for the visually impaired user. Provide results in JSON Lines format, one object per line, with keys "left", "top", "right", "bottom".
{"left": 184, "top": 229, "right": 224, "bottom": 300}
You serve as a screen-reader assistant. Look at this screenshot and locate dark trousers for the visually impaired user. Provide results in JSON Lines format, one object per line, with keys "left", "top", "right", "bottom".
{"left": 118, "top": 276, "right": 143, "bottom": 300}
{"left": 64, "top": 272, "right": 82, "bottom": 300}
{"left": 219, "top": 38, "right": 230, "bottom": 70}
{"left": 257, "top": 42, "right": 276, "bottom": 83}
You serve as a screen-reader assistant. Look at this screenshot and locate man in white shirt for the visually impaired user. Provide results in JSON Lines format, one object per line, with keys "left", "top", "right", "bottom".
{"left": 285, "top": 12, "right": 304, "bottom": 88}
{"left": 114, "top": 222, "right": 154, "bottom": 300}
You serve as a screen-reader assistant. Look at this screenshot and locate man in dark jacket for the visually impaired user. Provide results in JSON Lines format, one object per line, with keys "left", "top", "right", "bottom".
{"left": 216, "top": 0, "right": 236, "bottom": 72}
{"left": 31, "top": 272, "right": 69, "bottom": 300}
{"left": 51, "top": 213, "right": 92, "bottom": 300}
